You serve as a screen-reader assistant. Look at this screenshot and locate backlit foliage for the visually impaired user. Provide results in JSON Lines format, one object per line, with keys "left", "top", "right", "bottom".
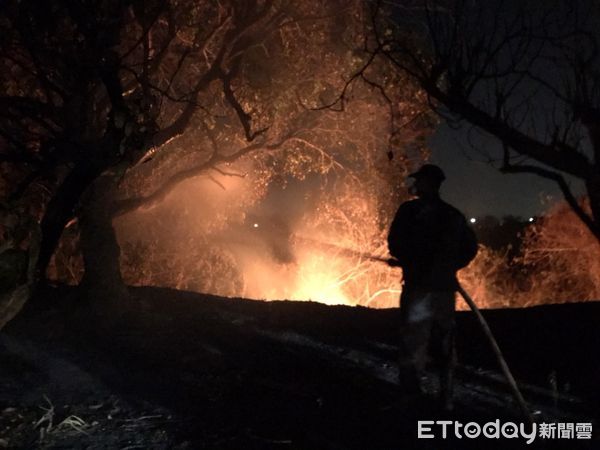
{"left": 518, "top": 201, "right": 600, "bottom": 304}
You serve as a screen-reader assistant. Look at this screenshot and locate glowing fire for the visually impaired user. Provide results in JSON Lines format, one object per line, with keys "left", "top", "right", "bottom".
{"left": 230, "top": 226, "right": 402, "bottom": 308}
{"left": 234, "top": 246, "right": 362, "bottom": 306}
{"left": 290, "top": 252, "right": 353, "bottom": 305}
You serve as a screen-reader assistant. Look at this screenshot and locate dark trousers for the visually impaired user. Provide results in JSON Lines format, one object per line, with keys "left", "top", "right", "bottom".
{"left": 399, "top": 287, "right": 456, "bottom": 402}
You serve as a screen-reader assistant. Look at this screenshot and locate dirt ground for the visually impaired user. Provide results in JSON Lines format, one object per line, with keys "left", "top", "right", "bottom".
{"left": 1, "top": 285, "right": 598, "bottom": 449}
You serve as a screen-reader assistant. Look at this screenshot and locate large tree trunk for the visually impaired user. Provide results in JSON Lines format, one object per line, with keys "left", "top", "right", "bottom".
{"left": 79, "top": 171, "right": 128, "bottom": 314}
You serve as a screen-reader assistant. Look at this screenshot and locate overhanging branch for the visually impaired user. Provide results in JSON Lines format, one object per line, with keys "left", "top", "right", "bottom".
{"left": 112, "top": 132, "right": 297, "bottom": 217}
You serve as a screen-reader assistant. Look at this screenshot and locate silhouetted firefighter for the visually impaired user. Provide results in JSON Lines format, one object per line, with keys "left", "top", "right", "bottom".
{"left": 387, "top": 164, "right": 478, "bottom": 410}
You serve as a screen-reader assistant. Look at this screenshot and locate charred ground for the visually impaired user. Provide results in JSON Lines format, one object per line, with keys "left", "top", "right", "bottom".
{"left": 0, "top": 287, "right": 598, "bottom": 449}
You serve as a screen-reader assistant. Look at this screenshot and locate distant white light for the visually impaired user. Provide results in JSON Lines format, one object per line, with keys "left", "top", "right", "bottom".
{"left": 528, "top": 217, "right": 535, "bottom": 223}
{"left": 253, "top": 223, "right": 259, "bottom": 228}
{"left": 469, "top": 217, "right": 477, "bottom": 224}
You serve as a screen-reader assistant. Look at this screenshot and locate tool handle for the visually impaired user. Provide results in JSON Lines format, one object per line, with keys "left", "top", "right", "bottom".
{"left": 457, "top": 285, "right": 533, "bottom": 423}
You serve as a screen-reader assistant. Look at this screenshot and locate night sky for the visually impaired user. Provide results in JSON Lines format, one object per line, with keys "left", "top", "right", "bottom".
{"left": 428, "top": 123, "right": 585, "bottom": 220}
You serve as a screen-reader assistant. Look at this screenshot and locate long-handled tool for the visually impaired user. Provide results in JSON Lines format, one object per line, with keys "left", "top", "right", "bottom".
{"left": 456, "top": 285, "right": 533, "bottom": 422}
